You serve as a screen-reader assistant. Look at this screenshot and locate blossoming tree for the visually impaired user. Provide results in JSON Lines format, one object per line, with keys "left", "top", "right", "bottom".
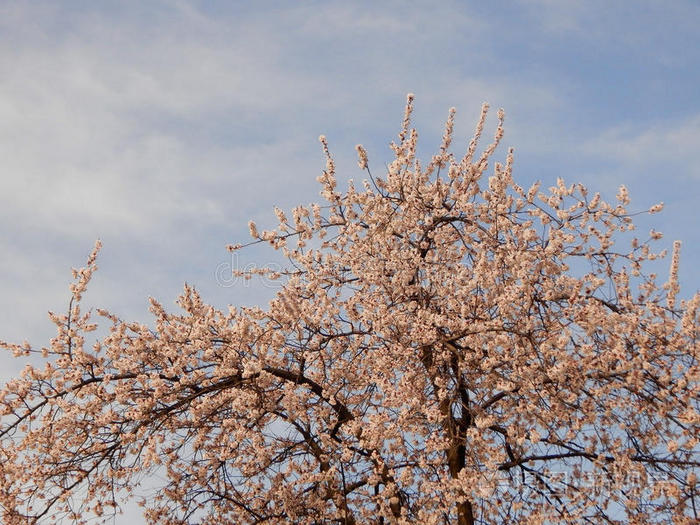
{"left": 1, "top": 96, "right": 698, "bottom": 524}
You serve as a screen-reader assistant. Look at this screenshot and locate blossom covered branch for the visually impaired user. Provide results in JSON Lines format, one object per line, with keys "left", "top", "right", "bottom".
{"left": 1, "top": 96, "right": 698, "bottom": 524}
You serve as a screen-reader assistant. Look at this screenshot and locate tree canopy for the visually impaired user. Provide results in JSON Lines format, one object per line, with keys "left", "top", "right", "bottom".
{"left": 1, "top": 95, "right": 698, "bottom": 524}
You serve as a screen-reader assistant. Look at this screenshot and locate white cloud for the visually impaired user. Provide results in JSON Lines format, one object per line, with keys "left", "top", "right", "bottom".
{"left": 582, "top": 114, "right": 700, "bottom": 179}
{"left": 0, "top": 1, "right": 568, "bottom": 242}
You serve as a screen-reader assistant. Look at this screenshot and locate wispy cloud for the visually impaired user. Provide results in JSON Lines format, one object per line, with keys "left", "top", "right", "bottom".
{"left": 583, "top": 114, "right": 700, "bottom": 179}
{"left": 0, "top": 1, "right": 566, "bottom": 243}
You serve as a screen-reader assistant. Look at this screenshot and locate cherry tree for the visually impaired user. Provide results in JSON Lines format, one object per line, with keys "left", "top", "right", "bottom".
{"left": 1, "top": 95, "right": 698, "bottom": 524}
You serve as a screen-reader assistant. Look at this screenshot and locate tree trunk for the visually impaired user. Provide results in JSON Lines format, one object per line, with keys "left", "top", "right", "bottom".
{"left": 456, "top": 501, "right": 475, "bottom": 525}
{"left": 448, "top": 442, "right": 475, "bottom": 525}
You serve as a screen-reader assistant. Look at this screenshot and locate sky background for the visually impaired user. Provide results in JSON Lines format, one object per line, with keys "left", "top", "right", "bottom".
{"left": 1, "top": 0, "right": 699, "bottom": 521}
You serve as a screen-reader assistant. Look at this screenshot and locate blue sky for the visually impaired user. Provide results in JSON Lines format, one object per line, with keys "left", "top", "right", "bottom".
{"left": 1, "top": 0, "right": 699, "bottom": 518}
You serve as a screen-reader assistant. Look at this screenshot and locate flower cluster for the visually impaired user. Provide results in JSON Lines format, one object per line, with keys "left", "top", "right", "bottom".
{"left": 0, "top": 97, "right": 698, "bottom": 524}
